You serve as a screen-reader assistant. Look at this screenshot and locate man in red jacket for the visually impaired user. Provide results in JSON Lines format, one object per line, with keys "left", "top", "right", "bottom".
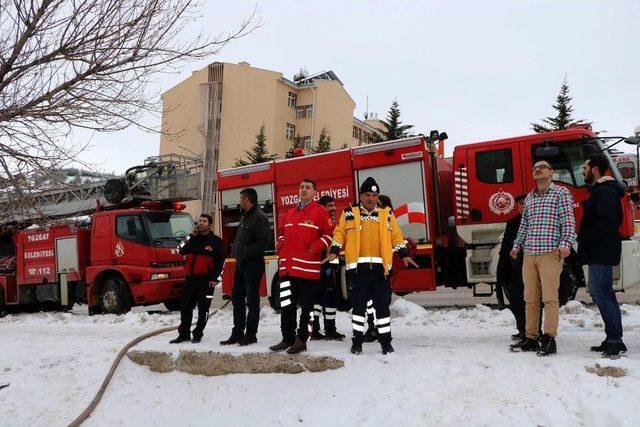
{"left": 269, "top": 178, "right": 333, "bottom": 354}
{"left": 169, "top": 213, "right": 224, "bottom": 344}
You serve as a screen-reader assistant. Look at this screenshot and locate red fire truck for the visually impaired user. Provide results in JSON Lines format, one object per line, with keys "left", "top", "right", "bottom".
{"left": 0, "top": 155, "right": 200, "bottom": 315}
{"left": 216, "top": 127, "right": 640, "bottom": 307}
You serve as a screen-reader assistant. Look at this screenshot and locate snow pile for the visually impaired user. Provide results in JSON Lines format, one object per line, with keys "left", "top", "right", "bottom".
{"left": 1, "top": 300, "right": 639, "bottom": 426}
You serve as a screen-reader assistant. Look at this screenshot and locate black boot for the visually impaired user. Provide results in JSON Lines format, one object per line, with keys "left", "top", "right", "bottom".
{"left": 324, "top": 330, "right": 346, "bottom": 341}
{"left": 381, "top": 343, "right": 394, "bottom": 355}
{"left": 536, "top": 334, "right": 556, "bottom": 357}
{"left": 509, "top": 337, "right": 539, "bottom": 352}
{"left": 602, "top": 341, "right": 627, "bottom": 359}
{"left": 591, "top": 340, "right": 627, "bottom": 353}
{"left": 286, "top": 337, "right": 307, "bottom": 354}
{"left": 220, "top": 333, "right": 244, "bottom": 345}
{"left": 351, "top": 342, "right": 362, "bottom": 354}
{"left": 310, "top": 331, "right": 326, "bottom": 341}
{"left": 269, "top": 340, "right": 293, "bottom": 352}
{"left": 191, "top": 336, "right": 202, "bottom": 343}
{"left": 511, "top": 332, "right": 524, "bottom": 341}
{"left": 363, "top": 327, "right": 378, "bottom": 343}
{"left": 169, "top": 335, "right": 190, "bottom": 344}
{"left": 238, "top": 334, "right": 257, "bottom": 346}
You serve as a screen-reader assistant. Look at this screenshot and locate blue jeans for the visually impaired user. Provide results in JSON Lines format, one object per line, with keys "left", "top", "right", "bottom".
{"left": 588, "top": 265, "right": 623, "bottom": 342}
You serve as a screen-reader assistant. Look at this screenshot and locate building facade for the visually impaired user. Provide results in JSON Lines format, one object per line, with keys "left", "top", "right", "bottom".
{"left": 160, "top": 61, "right": 375, "bottom": 217}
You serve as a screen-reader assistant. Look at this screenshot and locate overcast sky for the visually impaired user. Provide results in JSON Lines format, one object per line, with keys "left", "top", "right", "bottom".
{"left": 76, "top": 0, "right": 640, "bottom": 174}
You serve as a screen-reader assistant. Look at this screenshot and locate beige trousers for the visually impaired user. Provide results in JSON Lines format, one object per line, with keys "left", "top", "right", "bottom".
{"left": 523, "top": 252, "right": 563, "bottom": 339}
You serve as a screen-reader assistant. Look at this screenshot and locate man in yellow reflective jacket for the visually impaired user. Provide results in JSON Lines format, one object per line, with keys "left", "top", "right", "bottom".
{"left": 324, "top": 177, "right": 417, "bottom": 354}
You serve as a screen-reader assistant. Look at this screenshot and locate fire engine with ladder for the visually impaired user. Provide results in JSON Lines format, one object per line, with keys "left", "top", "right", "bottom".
{"left": 216, "top": 125, "right": 640, "bottom": 309}
{"left": 0, "top": 154, "right": 201, "bottom": 315}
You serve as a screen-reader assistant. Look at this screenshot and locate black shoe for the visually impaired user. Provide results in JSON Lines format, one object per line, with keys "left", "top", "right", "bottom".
{"left": 511, "top": 332, "right": 524, "bottom": 341}
{"left": 169, "top": 335, "right": 190, "bottom": 344}
{"left": 324, "top": 330, "right": 346, "bottom": 341}
{"left": 286, "top": 337, "right": 307, "bottom": 354}
{"left": 510, "top": 337, "right": 539, "bottom": 352}
{"left": 381, "top": 343, "right": 394, "bottom": 355}
{"left": 310, "top": 331, "right": 326, "bottom": 341}
{"left": 220, "top": 334, "right": 244, "bottom": 346}
{"left": 351, "top": 342, "right": 362, "bottom": 354}
{"left": 238, "top": 334, "right": 257, "bottom": 346}
{"left": 269, "top": 340, "right": 293, "bottom": 352}
{"left": 592, "top": 340, "right": 627, "bottom": 353}
{"left": 536, "top": 334, "right": 556, "bottom": 356}
{"left": 602, "top": 341, "right": 626, "bottom": 359}
{"left": 363, "top": 328, "right": 378, "bottom": 343}
{"left": 191, "top": 336, "right": 202, "bottom": 343}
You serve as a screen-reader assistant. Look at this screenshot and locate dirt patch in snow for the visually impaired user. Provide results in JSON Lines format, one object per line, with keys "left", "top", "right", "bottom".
{"left": 128, "top": 350, "right": 344, "bottom": 376}
{"left": 585, "top": 363, "right": 627, "bottom": 378}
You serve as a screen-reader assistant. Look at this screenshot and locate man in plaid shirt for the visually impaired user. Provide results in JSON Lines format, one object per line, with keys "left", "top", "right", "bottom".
{"left": 509, "top": 160, "right": 576, "bottom": 356}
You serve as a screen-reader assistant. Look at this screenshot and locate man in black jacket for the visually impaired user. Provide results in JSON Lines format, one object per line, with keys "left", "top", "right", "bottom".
{"left": 221, "top": 188, "right": 271, "bottom": 346}
{"left": 579, "top": 154, "right": 627, "bottom": 357}
{"left": 497, "top": 195, "right": 526, "bottom": 340}
{"left": 170, "top": 213, "right": 224, "bottom": 344}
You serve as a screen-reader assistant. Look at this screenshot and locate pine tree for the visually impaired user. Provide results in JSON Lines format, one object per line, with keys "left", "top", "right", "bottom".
{"left": 314, "top": 127, "right": 331, "bottom": 153}
{"left": 531, "top": 76, "right": 591, "bottom": 133}
{"left": 379, "top": 99, "right": 414, "bottom": 142}
{"left": 234, "top": 124, "right": 277, "bottom": 166}
{"left": 285, "top": 134, "right": 305, "bottom": 158}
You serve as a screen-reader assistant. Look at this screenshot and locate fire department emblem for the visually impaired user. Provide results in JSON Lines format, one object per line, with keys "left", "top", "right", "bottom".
{"left": 114, "top": 241, "right": 125, "bottom": 257}
{"left": 488, "top": 190, "right": 515, "bottom": 215}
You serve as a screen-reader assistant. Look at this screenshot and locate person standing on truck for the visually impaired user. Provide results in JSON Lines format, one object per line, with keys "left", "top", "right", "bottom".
{"left": 220, "top": 188, "right": 271, "bottom": 347}
{"left": 579, "top": 154, "right": 627, "bottom": 358}
{"left": 325, "top": 178, "right": 418, "bottom": 355}
{"left": 310, "top": 195, "right": 346, "bottom": 341}
{"left": 269, "top": 179, "right": 334, "bottom": 354}
{"left": 510, "top": 160, "right": 576, "bottom": 356}
{"left": 497, "top": 194, "right": 527, "bottom": 340}
{"left": 170, "top": 213, "right": 224, "bottom": 344}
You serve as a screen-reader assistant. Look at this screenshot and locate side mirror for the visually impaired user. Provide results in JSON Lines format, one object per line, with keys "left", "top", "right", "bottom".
{"left": 127, "top": 218, "right": 137, "bottom": 236}
{"left": 624, "top": 136, "right": 640, "bottom": 146}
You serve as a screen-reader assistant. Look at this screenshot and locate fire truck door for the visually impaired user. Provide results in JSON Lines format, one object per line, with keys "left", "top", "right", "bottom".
{"left": 56, "top": 237, "right": 79, "bottom": 306}
{"left": 466, "top": 143, "right": 524, "bottom": 224}
{"left": 355, "top": 161, "right": 429, "bottom": 243}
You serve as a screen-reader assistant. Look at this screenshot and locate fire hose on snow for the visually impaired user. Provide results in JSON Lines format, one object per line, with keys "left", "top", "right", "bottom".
{"left": 68, "top": 299, "right": 230, "bottom": 427}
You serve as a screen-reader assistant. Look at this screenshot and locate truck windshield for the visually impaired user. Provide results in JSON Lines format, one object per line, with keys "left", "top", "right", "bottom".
{"left": 595, "top": 139, "right": 626, "bottom": 184}
{"left": 144, "top": 212, "right": 194, "bottom": 246}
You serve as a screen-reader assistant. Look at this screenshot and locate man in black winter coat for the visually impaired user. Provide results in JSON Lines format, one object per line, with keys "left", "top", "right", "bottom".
{"left": 497, "top": 195, "right": 526, "bottom": 340}
{"left": 579, "top": 154, "right": 627, "bottom": 357}
{"left": 220, "top": 188, "right": 271, "bottom": 346}
{"left": 170, "top": 213, "right": 224, "bottom": 344}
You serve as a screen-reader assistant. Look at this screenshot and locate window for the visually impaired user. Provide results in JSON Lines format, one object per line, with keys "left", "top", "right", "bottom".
{"left": 305, "top": 106, "right": 313, "bottom": 118}
{"left": 353, "top": 126, "right": 357, "bottom": 138}
{"left": 288, "top": 92, "right": 297, "bottom": 108}
{"left": 475, "top": 149, "right": 514, "bottom": 183}
{"left": 531, "top": 140, "right": 589, "bottom": 187}
{"left": 304, "top": 136, "right": 312, "bottom": 150}
{"left": 286, "top": 123, "right": 295, "bottom": 140}
{"left": 296, "top": 106, "right": 306, "bottom": 119}
{"left": 617, "top": 161, "right": 636, "bottom": 180}
{"left": 116, "top": 215, "right": 147, "bottom": 244}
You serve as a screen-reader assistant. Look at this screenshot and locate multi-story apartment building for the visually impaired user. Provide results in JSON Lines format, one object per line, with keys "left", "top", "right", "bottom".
{"left": 159, "top": 61, "right": 380, "bottom": 217}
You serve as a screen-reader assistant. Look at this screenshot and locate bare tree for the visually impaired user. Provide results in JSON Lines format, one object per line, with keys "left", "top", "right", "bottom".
{"left": 0, "top": 0, "right": 258, "bottom": 223}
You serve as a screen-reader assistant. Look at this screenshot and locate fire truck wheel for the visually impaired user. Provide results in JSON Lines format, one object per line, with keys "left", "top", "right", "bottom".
{"left": 559, "top": 262, "right": 583, "bottom": 307}
{"left": 268, "top": 274, "right": 281, "bottom": 313}
{"left": 101, "top": 278, "right": 131, "bottom": 314}
{"left": 163, "top": 299, "right": 181, "bottom": 312}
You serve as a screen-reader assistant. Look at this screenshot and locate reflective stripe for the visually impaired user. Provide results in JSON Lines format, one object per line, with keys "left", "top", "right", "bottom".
{"left": 352, "top": 323, "right": 365, "bottom": 332}
{"left": 352, "top": 315, "right": 365, "bottom": 323}
{"left": 377, "top": 317, "right": 390, "bottom": 326}
{"left": 314, "top": 304, "right": 323, "bottom": 310}
{"left": 281, "top": 299, "right": 291, "bottom": 307}
{"left": 280, "top": 289, "right": 291, "bottom": 297}
{"left": 291, "top": 266, "right": 321, "bottom": 273}
{"left": 325, "top": 308, "right": 336, "bottom": 313}
{"left": 357, "top": 256, "right": 383, "bottom": 264}
{"left": 329, "top": 259, "right": 339, "bottom": 265}
{"left": 325, "top": 314, "right": 336, "bottom": 320}
{"left": 284, "top": 223, "right": 293, "bottom": 227}
{"left": 378, "top": 326, "right": 391, "bottom": 334}
{"left": 366, "top": 307, "right": 375, "bottom": 314}
{"left": 298, "top": 223, "right": 319, "bottom": 230}
{"left": 345, "top": 263, "right": 357, "bottom": 270}
{"left": 280, "top": 281, "right": 291, "bottom": 289}
{"left": 367, "top": 300, "right": 374, "bottom": 307}
{"left": 292, "top": 257, "right": 321, "bottom": 265}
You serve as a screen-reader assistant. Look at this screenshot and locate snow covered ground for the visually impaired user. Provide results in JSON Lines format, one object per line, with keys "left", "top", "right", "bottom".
{"left": 1, "top": 300, "right": 640, "bottom": 427}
